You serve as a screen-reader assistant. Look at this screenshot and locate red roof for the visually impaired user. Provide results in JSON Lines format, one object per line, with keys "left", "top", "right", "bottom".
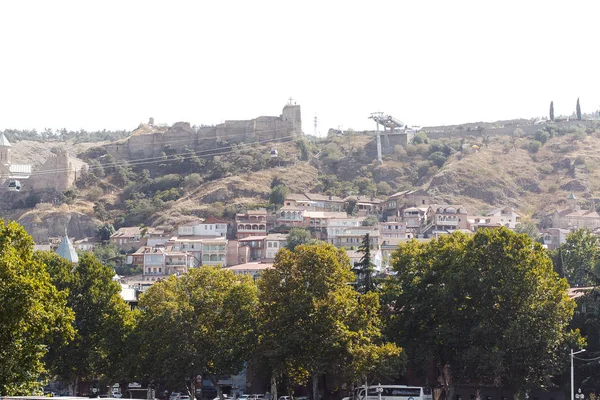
{"left": 203, "top": 216, "right": 227, "bottom": 224}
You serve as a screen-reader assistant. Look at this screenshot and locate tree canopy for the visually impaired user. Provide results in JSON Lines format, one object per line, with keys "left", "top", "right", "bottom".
{"left": 385, "top": 228, "right": 579, "bottom": 398}
{"left": 0, "top": 221, "right": 75, "bottom": 395}
{"left": 34, "top": 251, "right": 134, "bottom": 393}
{"left": 134, "top": 267, "right": 258, "bottom": 398}
{"left": 257, "top": 243, "right": 401, "bottom": 400}
{"left": 551, "top": 228, "right": 600, "bottom": 287}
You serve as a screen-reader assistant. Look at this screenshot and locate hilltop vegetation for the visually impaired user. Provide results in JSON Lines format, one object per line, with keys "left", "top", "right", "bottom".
{"left": 5, "top": 119, "right": 600, "bottom": 233}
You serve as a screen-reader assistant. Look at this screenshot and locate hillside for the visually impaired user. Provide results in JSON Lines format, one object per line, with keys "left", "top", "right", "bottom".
{"left": 3, "top": 118, "right": 600, "bottom": 237}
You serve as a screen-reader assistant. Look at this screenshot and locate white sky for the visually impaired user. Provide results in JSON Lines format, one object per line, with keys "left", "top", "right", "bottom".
{"left": 1, "top": 0, "right": 599, "bottom": 135}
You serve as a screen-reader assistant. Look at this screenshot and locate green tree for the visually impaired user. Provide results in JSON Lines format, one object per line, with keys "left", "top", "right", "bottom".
{"left": 385, "top": 228, "right": 580, "bottom": 399}
{"left": 353, "top": 233, "right": 376, "bottom": 294}
{"left": 362, "top": 215, "right": 379, "bottom": 227}
{"left": 550, "top": 228, "right": 600, "bottom": 286}
{"left": 550, "top": 101, "right": 555, "bottom": 121}
{"left": 528, "top": 140, "right": 542, "bottom": 153}
{"left": 514, "top": 220, "right": 540, "bottom": 240}
{"left": 0, "top": 221, "right": 75, "bottom": 395}
{"left": 285, "top": 227, "right": 317, "bottom": 251}
{"left": 257, "top": 243, "right": 401, "bottom": 400}
{"left": 35, "top": 252, "right": 134, "bottom": 393}
{"left": 269, "top": 184, "right": 289, "bottom": 206}
{"left": 576, "top": 97, "right": 582, "bottom": 120}
{"left": 95, "top": 223, "right": 115, "bottom": 241}
{"left": 135, "top": 267, "right": 258, "bottom": 399}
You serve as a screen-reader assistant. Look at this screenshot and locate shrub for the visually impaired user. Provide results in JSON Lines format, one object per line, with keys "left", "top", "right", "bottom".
{"left": 548, "top": 184, "right": 559, "bottom": 193}
{"left": 428, "top": 151, "right": 448, "bottom": 168}
{"left": 528, "top": 140, "right": 542, "bottom": 153}
{"left": 86, "top": 186, "right": 104, "bottom": 202}
{"left": 376, "top": 181, "right": 393, "bottom": 196}
{"left": 574, "top": 155, "right": 586, "bottom": 166}
{"left": 534, "top": 130, "right": 550, "bottom": 145}
{"left": 184, "top": 173, "right": 203, "bottom": 188}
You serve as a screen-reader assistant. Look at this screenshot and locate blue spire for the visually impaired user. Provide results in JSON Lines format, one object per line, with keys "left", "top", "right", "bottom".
{"left": 56, "top": 234, "right": 79, "bottom": 264}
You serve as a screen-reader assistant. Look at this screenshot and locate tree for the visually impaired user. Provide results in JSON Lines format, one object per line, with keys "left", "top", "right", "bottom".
{"left": 35, "top": 252, "right": 134, "bottom": 394}
{"left": 257, "top": 243, "right": 401, "bottom": 400}
{"left": 269, "top": 184, "right": 289, "bottom": 206}
{"left": 550, "top": 101, "right": 555, "bottom": 121}
{"left": 95, "top": 223, "right": 115, "bottom": 241}
{"left": 353, "top": 233, "right": 376, "bottom": 294}
{"left": 576, "top": 97, "right": 582, "bottom": 120}
{"left": 135, "top": 267, "right": 258, "bottom": 399}
{"left": 384, "top": 228, "right": 580, "bottom": 399}
{"left": 550, "top": 228, "right": 600, "bottom": 286}
{"left": 285, "top": 227, "right": 317, "bottom": 251}
{"left": 514, "top": 220, "right": 540, "bottom": 240}
{"left": 362, "top": 215, "right": 379, "bottom": 227}
{"left": 0, "top": 221, "right": 75, "bottom": 395}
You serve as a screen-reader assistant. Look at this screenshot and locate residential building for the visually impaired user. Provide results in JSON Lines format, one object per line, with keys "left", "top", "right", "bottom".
{"left": 265, "top": 233, "right": 288, "bottom": 259}
{"left": 170, "top": 236, "right": 204, "bottom": 266}
{"left": 542, "top": 228, "right": 570, "bottom": 250}
{"left": 379, "top": 221, "right": 412, "bottom": 239}
{"left": 333, "top": 227, "right": 379, "bottom": 249}
{"left": 384, "top": 189, "right": 430, "bottom": 219}
{"left": 304, "top": 193, "right": 345, "bottom": 211}
{"left": 467, "top": 216, "right": 501, "bottom": 232}
{"left": 551, "top": 193, "right": 600, "bottom": 230}
{"left": 422, "top": 205, "right": 469, "bottom": 236}
{"left": 283, "top": 193, "right": 314, "bottom": 208}
{"left": 326, "top": 216, "right": 362, "bottom": 244}
{"left": 73, "top": 237, "right": 99, "bottom": 251}
{"left": 110, "top": 226, "right": 165, "bottom": 249}
{"left": 239, "top": 235, "right": 267, "bottom": 261}
{"left": 235, "top": 209, "right": 268, "bottom": 239}
{"left": 345, "top": 195, "right": 385, "bottom": 216}
{"left": 141, "top": 247, "right": 193, "bottom": 277}
{"left": 201, "top": 237, "right": 228, "bottom": 266}
{"left": 277, "top": 206, "right": 306, "bottom": 227}
{"left": 402, "top": 207, "right": 428, "bottom": 232}
{"left": 226, "top": 240, "right": 250, "bottom": 266}
{"left": 487, "top": 207, "right": 521, "bottom": 229}
{"left": 177, "top": 216, "right": 228, "bottom": 237}
{"left": 225, "top": 262, "right": 274, "bottom": 281}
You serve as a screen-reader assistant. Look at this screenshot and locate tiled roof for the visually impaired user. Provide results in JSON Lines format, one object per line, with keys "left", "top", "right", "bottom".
{"left": 226, "top": 262, "right": 274, "bottom": 271}
{"left": 203, "top": 216, "right": 227, "bottom": 224}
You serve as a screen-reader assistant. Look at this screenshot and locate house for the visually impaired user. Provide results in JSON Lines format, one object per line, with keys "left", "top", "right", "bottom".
{"left": 467, "top": 216, "right": 502, "bottom": 232}
{"left": 140, "top": 247, "right": 194, "bottom": 278}
{"left": 333, "top": 227, "right": 379, "bottom": 249}
{"left": 177, "top": 216, "right": 228, "bottom": 237}
{"left": 110, "top": 226, "right": 165, "bottom": 249}
{"left": 422, "top": 205, "right": 469, "bottom": 236}
{"left": 402, "top": 207, "right": 428, "bottom": 232}
{"left": 200, "top": 237, "right": 228, "bottom": 266}
{"left": 170, "top": 236, "right": 205, "bottom": 266}
{"left": 73, "top": 237, "right": 99, "bottom": 251}
{"left": 487, "top": 207, "right": 521, "bottom": 229}
{"left": 276, "top": 206, "right": 307, "bottom": 227}
{"left": 0, "top": 133, "right": 32, "bottom": 181}
{"left": 552, "top": 193, "right": 600, "bottom": 230}
{"left": 345, "top": 195, "right": 385, "bottom": 216}
{"left": 235, "top": 209, "right": 268, "bottom": 239}
{"left": 283, "top": 193, "right": 314, "bottom": 208}
{"left": 542, "top": 228, "right": 570, "bottom": 250}
{"left": 225, "top": 262, "right": 274, "bottom": 281}
{"left": 238, "top": 235, "right": 267, "bottom": 261}
{"left": 304, "top": 193, "right": 345, "bottom": 211}
{"left": 384, "top": 189, "right": 430, "bottom": 218}
{"left": 326, "top": 216, "right": 362, "bottom": 244}
{"left": 379, "top": 221, "right": 412, "bottom": 239}
{"left": 265, "top": 233, "right": 288, "bottom": 259}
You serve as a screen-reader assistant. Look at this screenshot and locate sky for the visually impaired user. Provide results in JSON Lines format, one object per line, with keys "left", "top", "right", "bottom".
{"left": 1, "top": 0, "right": 599, "bottom": 136}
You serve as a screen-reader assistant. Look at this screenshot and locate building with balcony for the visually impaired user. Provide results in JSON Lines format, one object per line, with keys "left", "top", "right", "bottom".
{"left": 239, "top": 235, "right": 267, "bottom": 261}
{"left": 326, "top": 216, "right": 362, "bottom": 244}
{"left": 225, "top": 262, "right": 274, "bottom": 281}
{"left": 136, "top": 247, "right": 194, "bottom": 278}
{"left": 384, "top": 189, "right": 430, "bottom": 219}
{"left": 422, "top": 205, "right": 469, "bottom": 236}
{"left": 487, "top": 207, "right": 521, "bottom": 229}
{"left": 201, "top": 237, "right": 228, "bottom": 266}
{"left": 379, "top": 221, "right": 412, "bottom": 239}
{"left": 276, "top": 206, "right": 307, "bottom": 227}
{"left": 177, "top": 216, "right": 229, "bottom": 237}
{"left": 235, "top": 209, "right": 268, "bottom": 239}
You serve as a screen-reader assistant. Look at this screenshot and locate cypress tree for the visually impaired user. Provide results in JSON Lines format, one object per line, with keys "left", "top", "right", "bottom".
{"left": 576, "top": 98, "right": 582, "bottom": 120}
{"left": 550, "top": 101, "right": 554, "bottom": 121}
{"left": 352, "top": 233, "right": 376, "bottom": 293}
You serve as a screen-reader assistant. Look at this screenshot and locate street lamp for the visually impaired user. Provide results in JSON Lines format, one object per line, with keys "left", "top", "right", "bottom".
{"left": 571, "top": 348, "right": 586, "bottom": 400}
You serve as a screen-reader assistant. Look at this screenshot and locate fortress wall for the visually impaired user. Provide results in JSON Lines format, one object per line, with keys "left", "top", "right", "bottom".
{"left": 29, "top": 152, "right": 87, "bottom": 193}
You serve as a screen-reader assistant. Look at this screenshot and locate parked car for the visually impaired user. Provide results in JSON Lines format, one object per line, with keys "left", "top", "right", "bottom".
{"left": 238, "top": 395, "right": 250, "bottom": 400}
{"left": 179, "top": 396, "right": 191, "bottom": 400}
{"left": 278, "top": 396, "right": 290, "bottom": 400}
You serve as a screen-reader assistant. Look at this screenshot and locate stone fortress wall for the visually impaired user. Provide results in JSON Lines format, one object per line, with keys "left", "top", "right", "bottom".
{"left": 106, "top": 103, "right": 302, "bottom": 159}
{"left": 28, "top": 150, "right": 88, "bottom": 193}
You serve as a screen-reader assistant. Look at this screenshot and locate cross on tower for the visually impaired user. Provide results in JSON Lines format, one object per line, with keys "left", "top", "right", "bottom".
{"left": 288, "top": 97, "right": 294, "bottom": 105}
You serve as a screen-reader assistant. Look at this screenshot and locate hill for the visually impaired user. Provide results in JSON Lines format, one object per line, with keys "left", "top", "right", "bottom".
{"left": 3, "top": 118, "right": 600, "bottom": 238}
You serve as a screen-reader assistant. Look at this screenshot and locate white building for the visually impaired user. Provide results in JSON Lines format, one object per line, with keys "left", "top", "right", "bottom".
{"left": 326, "top": 216, "right": 362, "bottom": 244}
{"left": 265, "top": 233, "right": 288, "bottom": 259}
{"left": 178, "top": 216, "right": 228, "bottom": 237}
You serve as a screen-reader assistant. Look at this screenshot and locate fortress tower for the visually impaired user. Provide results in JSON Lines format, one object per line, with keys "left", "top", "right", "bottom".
{"left": 0, "top": 133, "right": 12, "bottom": 178}
{"left": 281, "top": 98, "right": 302, "bottom": 136}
